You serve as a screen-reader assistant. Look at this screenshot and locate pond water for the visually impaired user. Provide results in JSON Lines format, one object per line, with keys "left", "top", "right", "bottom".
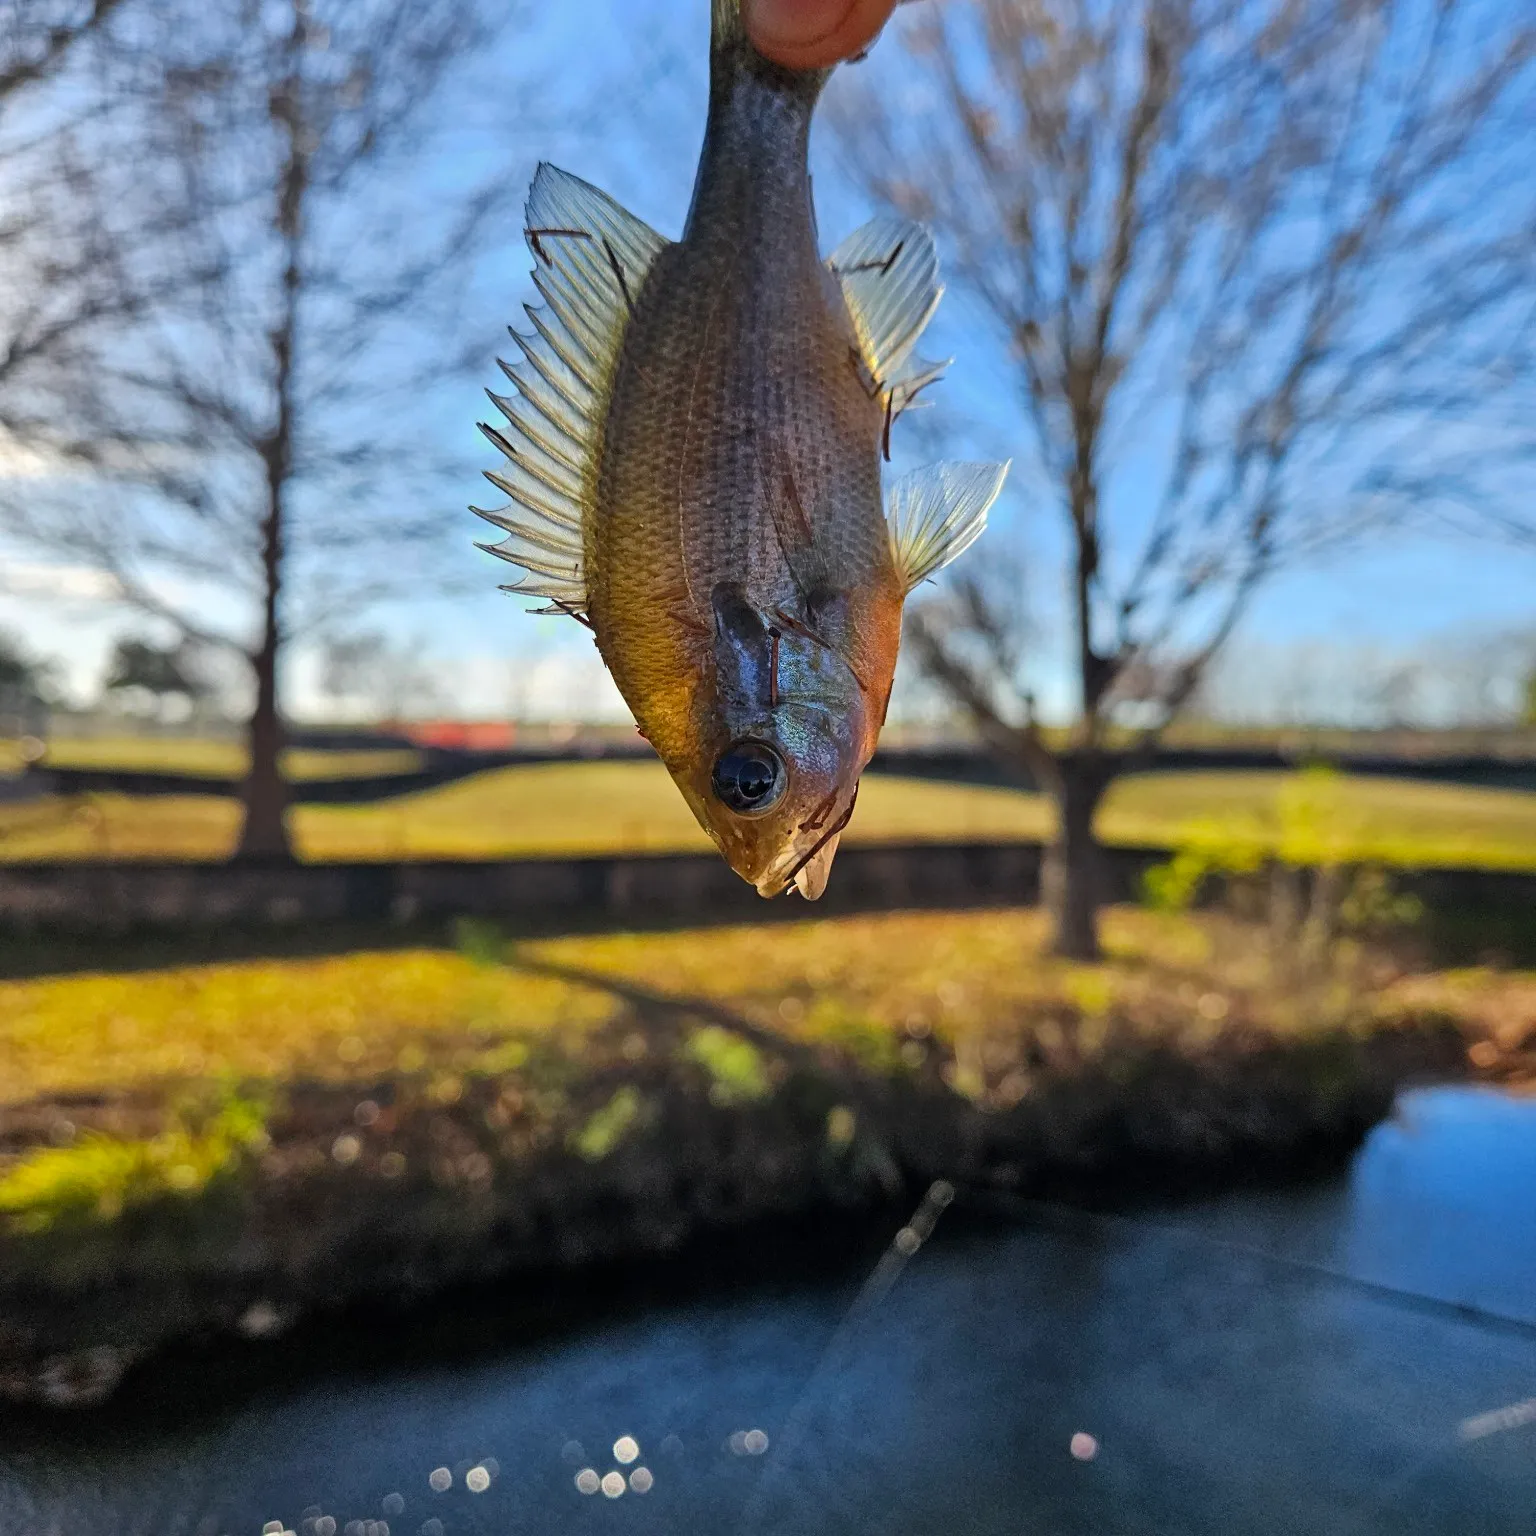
{"left": 3, "top": 1086, "right": 1534, "bottom": 1535}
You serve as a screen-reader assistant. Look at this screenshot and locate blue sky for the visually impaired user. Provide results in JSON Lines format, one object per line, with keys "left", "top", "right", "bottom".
{"left": 5, "top": 0, "right": 1532, "bottom": 722}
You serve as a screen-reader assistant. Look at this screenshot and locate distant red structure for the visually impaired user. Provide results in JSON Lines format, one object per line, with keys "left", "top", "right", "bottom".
{"left": 399, "top": 720, "right": 518, "bottom": 751}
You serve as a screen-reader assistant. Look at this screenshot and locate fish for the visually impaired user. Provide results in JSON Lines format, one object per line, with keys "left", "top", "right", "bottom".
{"left": 474, "top": 0, "right": 1007, "bottom": 900}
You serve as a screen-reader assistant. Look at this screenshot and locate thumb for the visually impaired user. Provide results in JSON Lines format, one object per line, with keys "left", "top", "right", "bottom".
{"left": 742, "top": 0, "right": 900, "bottom": 70}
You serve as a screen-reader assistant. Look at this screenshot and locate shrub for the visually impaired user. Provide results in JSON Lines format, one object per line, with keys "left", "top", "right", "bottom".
{"left": 1140, "top": 767, "right": 1423, "bottom": 990}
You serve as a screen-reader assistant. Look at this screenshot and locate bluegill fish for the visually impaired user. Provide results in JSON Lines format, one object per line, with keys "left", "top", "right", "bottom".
{"left": 475, "top": 0, "right": 1007, "bottom": 898}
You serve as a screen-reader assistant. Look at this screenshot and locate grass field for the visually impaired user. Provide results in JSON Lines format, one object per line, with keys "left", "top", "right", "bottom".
{"left": 35, "top": 737, "right": 423, "bottom": 780}
{"left": 4, "top": 906, "right": 1527, "bottom": 1110}
{"left": 1, "top": 759, "right": 1533, "bottom": 869}
{"left": 8, "top": 905, "right": 1521, "bottom": 1381}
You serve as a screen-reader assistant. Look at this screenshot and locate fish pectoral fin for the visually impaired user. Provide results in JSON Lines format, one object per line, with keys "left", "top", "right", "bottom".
{"left": 886, "top": 461, "right": 1010, "bottom": 595}
{"left": 828, "top": 216, "right": 944, "bottom": 390}
{"left": 476, "top": 163, "right": 671, "bottom": 618}
{"left": 887, "top": 352, "right": 950, "bottom": 417}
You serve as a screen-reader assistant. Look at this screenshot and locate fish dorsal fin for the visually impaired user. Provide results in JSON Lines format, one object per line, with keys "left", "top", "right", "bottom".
{"left": 474, "top": 162, "right": 669, "bottom": 615}
{"left": 886, "top": 461, "right": 1010, "bottom": 594}
{"left": 828, "top": 216, "right": 944, "bottom": 391}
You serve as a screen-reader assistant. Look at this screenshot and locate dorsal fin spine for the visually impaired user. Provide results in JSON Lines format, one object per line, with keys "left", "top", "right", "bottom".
{"left": 475, "top": 162, "right": 671, "bottom": 614}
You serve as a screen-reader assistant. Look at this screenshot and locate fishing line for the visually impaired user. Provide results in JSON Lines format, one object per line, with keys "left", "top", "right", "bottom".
{"left": 739, "top": 1177, "right": 1534, "bottom": 1534}
{"left": 736, "top": 1178, "right": 955, "bottom": 1535}
{"left": 965, "top": 1183, "right": 1536, "bottom": 1536}
{"left": 964, "top": 1184, "right": 1536, "bottom": 1340}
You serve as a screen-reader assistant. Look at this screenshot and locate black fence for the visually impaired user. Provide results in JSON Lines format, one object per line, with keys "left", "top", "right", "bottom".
{"left": 13, "top": 738, "right": 1536, "bottom": 807}
{"left": 0, "top": 841, "right": 1530, "bottom": 941}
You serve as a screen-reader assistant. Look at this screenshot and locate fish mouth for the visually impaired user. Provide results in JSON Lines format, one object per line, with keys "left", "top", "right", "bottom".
{"left": 751, "top": 831, "right": 841, "bottom": 900}
{"left": 755, "top": 783, "right": 860, "bottom": 899}
{"left": 791, "top": 832, "right": 841, "bottom": 899}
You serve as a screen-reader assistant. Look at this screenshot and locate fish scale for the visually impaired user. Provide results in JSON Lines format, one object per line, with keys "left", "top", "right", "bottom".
{"left": 474, "top": 0, "right": 1009, "bottom": 898}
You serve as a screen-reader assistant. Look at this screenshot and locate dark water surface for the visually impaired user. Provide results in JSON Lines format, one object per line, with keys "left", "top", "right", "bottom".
{"left": 3, "top": 1086, "right": 1534, "bottom": 1535}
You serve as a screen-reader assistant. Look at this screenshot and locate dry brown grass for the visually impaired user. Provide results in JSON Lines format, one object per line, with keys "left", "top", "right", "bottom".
{"left": 3, "top": 906, "right": 1524, "bottom": 1111}
{"left": 2, "top": 761, "right": 1533, "bottom": 869}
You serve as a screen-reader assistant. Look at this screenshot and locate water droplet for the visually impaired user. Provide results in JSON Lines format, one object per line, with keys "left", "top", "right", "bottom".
{"left": 575, "top": 1469, "right": 600, "bottom": 1495}
{"left": 332, "top": 1133, "right": 361, "bottom": 1166}
{"left": 428, "top": 1467, "right": 452, "bottom": 1492}
{"left": 1070, "top": 1431, "right": 1099, "bottom": 1461}
{"left": 239, "top": 1301, "right": 283, "bottom": 1338}
{"left": 629, "top": 1466, "right": 654, "bottom": 1493}
{"left": 316, "top": 1520, "right": 337, "bottom": 1536}
{"left": 894, "top": 1226, "right": 920, "bottom": 1255}
{"left": 381, "top": 1496, "right": 405, "bottom": 1517}
{"left": 466, "top": 1466, "right": 490, "bottom": 1493}
{"left": 419, "top": 1521, "right": 444, "bottom": 1536}
{"left": 601, "top": 1471, "right": 626, "bottom": 1498}
{"left": 743, "top": 1429, "right": 769, "bottom": 1455}
{"left": 613, "top": 1435, "right": 639, "bottom": 1464}
{"left": 728, "top": 1430, "right": 748, "bottom": 1455}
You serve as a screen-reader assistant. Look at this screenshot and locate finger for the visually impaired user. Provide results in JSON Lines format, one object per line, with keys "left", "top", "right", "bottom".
{"left": 743, "top": 0, "right": 900, "bottom": 70}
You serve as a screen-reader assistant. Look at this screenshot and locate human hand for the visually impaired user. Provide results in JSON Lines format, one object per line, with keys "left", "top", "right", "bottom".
{"left": 743, "top": 0, "right": 902, "bottom": 70}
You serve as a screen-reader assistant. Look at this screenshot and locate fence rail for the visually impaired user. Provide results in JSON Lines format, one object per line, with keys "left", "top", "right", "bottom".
{"left": 0, "top": 841, "right": 1529, "bottom": 936}
{"left": 7, "top": 739, "right": 1536, "bottom": 807}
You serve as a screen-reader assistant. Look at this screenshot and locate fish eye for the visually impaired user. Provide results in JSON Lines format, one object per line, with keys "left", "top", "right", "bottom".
{"left": 711, "top": 740, "right": 786, "bottom": 815}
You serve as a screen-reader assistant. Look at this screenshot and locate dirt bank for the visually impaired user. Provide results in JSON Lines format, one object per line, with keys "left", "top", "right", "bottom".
{"left": 0, "top": 1005, "right": 1469, "bottom": 1408}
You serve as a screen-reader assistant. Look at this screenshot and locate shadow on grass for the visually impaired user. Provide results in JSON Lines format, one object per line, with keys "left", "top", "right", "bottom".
{"left": 2, "top": 897, "right": 1529, "bottom": 985}
{"left": 0, "top": 898, "right": 851, "bottom": 982}
{"left": 508, "top": 950, "right": 826, "bottom": 1070}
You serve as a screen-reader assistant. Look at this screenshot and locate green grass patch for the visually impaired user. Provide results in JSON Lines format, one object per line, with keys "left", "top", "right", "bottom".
{"left": 683, "top": 1026, "right": 772, "bottom": 1105}
{"left": 568, "top": 1086, "right": 644, "bottom": 1162}
{"left": 0, "top": 1091, "right": 268, "bottom": 1232}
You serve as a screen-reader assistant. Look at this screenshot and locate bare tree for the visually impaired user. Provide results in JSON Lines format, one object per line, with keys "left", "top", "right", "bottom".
{"left": 0, "top": 2, "right": 163, "bottom": 448}
{"left": 830, "top": 0, "right": 1536, "bottom": 956}
{"left": 0, "top": 0, "right": 533, "bottom": 859}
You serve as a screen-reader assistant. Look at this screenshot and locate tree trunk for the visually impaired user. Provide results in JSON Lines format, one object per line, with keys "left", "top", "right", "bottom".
{"left": 1043, "top": 756, "right": 1111, "bottom": 960}
{"left": 234, "top": 502, "right": 291, "bottom": 861}
{"left": 234, "top": 18, "right": 304, "bottom": 864}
